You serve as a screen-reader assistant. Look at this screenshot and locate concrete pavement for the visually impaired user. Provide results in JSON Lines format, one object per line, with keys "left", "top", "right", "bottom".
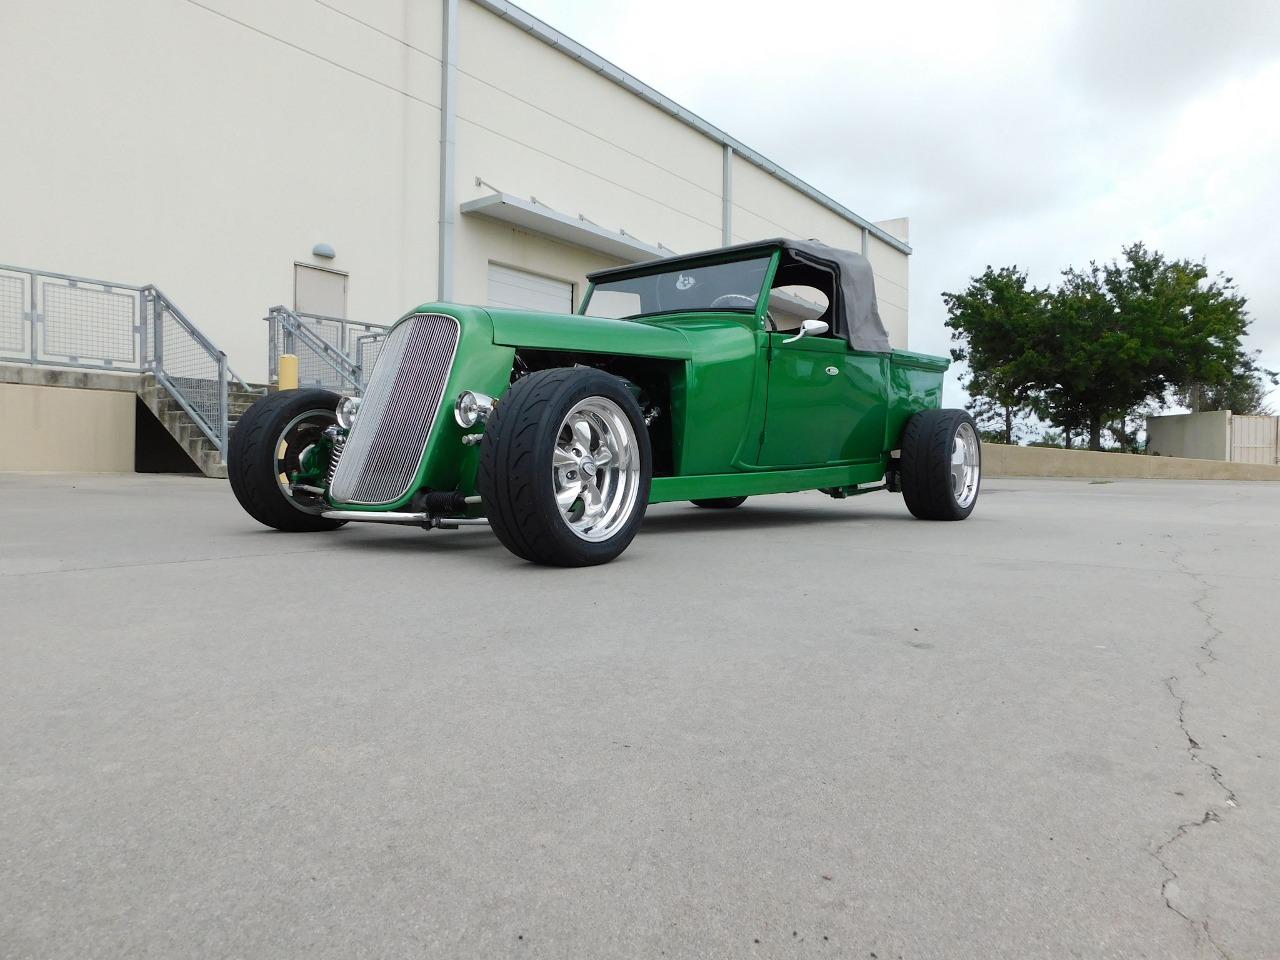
{"left": 2, "top": 473, "right": 1278, "bottom": 959}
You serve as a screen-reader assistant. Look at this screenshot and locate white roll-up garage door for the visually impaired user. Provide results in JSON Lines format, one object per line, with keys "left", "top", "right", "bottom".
{"left": 487, "top": 263, "right": 573, "bottom": 313}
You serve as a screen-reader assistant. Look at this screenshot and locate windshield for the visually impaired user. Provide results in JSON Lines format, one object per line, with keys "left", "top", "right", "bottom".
{"left": 581, "top": 256, "right": 773, "bottom": 320}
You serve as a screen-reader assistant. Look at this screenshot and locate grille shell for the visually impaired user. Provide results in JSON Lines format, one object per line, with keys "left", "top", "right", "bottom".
{"left": 328, "top": 314, "right": 460, "bottom": 505}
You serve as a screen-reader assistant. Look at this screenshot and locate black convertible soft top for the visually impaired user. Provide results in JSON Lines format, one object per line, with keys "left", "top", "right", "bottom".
{"left": 588, "top": 238, "right": 892, "bottom": 353}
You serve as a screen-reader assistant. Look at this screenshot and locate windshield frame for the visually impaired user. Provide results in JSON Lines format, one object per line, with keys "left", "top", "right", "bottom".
{"left": 579, "top": 249, "right": 781, "bottom": 325}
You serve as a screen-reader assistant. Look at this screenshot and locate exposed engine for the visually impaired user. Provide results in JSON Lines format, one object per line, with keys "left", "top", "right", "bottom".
{"left": 512, "top": 349, "right": 673, "bottom": 475}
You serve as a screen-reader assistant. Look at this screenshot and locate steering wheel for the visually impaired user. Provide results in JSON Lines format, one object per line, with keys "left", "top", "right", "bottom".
{"left": 710, "top": 294, "right": 756, "bottom": 310}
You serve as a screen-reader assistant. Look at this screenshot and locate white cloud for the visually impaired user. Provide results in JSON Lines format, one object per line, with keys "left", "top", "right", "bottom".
{"left": 520, "top": 0, "right": 1280, "bottom": 410}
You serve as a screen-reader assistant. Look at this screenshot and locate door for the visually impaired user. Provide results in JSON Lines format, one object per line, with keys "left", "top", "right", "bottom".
{"left": 757, "top": 332, "right": 886, "bottom": 467}
{"left": 487, "top": 263, "right": 573, "bottom": 313}
{"left": 1230, "top": 415, "right": 1280, "bottom": 465}
{"left": 294, "top": 264, "right": 348, "bottom": 318}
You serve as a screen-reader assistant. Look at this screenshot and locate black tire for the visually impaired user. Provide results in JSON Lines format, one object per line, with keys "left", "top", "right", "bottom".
{"left": 228, "top": 388, "right": 347, "bottom": 532}
{"left": 690, "top": 496, "right": 748, "bottom": 509}
{"left": 478, "top": 368, "right": 652, "bottom": 566}
{"left": 899, "top": 409, "right": 981, "bottom": 521}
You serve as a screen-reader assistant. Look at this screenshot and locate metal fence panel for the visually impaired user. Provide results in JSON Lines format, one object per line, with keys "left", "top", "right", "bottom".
{"left": 38, "top": 279, "right": 140, "bottom": 367}
{"left": 157, "top": 300, "right": 223, "bottom": 436}
{"left": 1230, "top": 415, "right": 1280, "bottom": 465}
{"left": 355, "top": 333, "right": 388, "bottom": 380}
{"left": 296, "top": 314, "right": 346, "bottom": 389}
{"left": 0, "top": 270, "right": 31, "bottom": 360}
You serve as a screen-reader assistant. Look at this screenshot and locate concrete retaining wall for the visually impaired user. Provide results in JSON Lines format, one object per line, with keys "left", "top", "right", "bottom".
{"left": 983, "top": 443, "right": 1280, "bottom": 481}
{"left": 1, "top": 365, "right": 141, "bottom": 472}
{"left": 0, "top": 381, "right": 136, "bottom": 473}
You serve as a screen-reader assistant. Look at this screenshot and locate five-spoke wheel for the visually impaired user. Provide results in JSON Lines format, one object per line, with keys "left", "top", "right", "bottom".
{"left": 900, "top": 408, "right": 981, "bottom": 520}
{"left": 551, "top": 397, "right": 642, "bottom": 542}
{"left": 478, "top": 368, "right": 652, "bottom": 566}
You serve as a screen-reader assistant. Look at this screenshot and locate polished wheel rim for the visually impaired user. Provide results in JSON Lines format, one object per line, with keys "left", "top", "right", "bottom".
{"left": 275, "top": 408, "right": 335, "bottom": 514}
{"left": 952, "top": 421, "right": 981, "bottom": 508}
{"left": 552, "top": 397, "right": 641, "bottom": 542}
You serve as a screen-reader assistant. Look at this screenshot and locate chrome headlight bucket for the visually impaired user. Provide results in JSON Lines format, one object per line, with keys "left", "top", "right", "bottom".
{"left": 454, "top": 390, "right": 495, "bottom": 428}
{"left": 336, "top": 395, "right": 362, "bottom": 430}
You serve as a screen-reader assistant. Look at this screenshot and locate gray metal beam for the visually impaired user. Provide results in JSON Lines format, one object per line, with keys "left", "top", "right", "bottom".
{"left": 722, "top": 144, "right": 733, "bottom": 247}
{"left": 438, "top": 0, "right": 459, "bottom": 301}
{"left": 468, "top": 0, "right": 911, "bottom": 256}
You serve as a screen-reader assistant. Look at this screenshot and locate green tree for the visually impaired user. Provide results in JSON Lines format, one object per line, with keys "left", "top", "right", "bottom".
{"left": 942, "top": 266, "right": 1047, "bottom": 445}
{"left": 948, "top": 245, "right": 1257, "bottom": 451}
{"left": 1175, "top": 349, "right": 1277, "bottom": 415}
{"left": 1031, "top": 257, "right": 1169, "bottom": 450}
{"left": 966, "top": 394, "right": 1029, "bottom": 445}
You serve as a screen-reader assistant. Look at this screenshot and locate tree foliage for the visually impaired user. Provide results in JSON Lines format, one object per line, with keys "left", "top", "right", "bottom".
{"left": 944, "top": 245, "right": 1260, "bottom": 450}
{"left": 1174, "top": 350, "right": 1277, "bottom": 415}
{"left": 942, "top": 266, "right": 1046, "bottom": 445}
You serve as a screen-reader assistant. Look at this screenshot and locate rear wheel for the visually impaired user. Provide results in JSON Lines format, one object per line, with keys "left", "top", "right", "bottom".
{"left": 228, "top": 388, "right": 346, "bottom": 532}
{"left": 478, "top": 368, "right": 651, "bottom": 566}
{"left": 690, "top": 496, "right": 747, "bottom": 509}
{"left": 900, "top": 409, "right": 981, "bottom": 520}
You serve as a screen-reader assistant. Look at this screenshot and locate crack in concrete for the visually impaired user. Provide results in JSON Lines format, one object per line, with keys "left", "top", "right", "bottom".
{"left": 1151, "top": 547, "right": 1240, "bottom": 959}
{"left": 1153, "top": 809, "right": 1229, "bottom": 959}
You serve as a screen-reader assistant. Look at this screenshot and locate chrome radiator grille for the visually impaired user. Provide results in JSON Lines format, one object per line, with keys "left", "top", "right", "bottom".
{"left": 328, "top": 314, "right": 459, "bottom": 505}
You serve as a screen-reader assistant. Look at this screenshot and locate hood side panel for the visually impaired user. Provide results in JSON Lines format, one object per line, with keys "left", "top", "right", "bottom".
{"left": 486, "top": 308, "right": 693, "bottom": 360}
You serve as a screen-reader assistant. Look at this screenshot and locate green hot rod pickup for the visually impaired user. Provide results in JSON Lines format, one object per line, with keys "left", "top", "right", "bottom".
{"left": 228, "top": 239, "right": 980, "bottom": 565}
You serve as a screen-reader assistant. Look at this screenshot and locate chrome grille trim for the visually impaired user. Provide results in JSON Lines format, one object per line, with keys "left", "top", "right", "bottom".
{"left": 328, "top": 314, "right": 460, "bottom": 505}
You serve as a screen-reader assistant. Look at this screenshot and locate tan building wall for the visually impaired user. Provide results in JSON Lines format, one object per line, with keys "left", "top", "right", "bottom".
{"left": 1, "top": 0, "right": 444, "bottom": 383}
{"left": 1146, "top": 411, "right": 1232, "bottom": 461}
{"left": 0, "top": 383, "right": 135, "bottom": 473}
{"left": 1, "top": 0, "right": 911, "bottom": 384}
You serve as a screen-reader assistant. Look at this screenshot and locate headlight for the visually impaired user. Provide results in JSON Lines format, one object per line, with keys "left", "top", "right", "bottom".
{"left": 453, "top": 390, "right": 495, "bottom": 428}
{"left": 336, "top": 395, "right": 361, "bottom": 429}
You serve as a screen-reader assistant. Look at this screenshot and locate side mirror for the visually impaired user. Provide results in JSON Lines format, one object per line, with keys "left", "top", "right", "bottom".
{"left": 782, "top": 318, "right": 830, "bottom": 344}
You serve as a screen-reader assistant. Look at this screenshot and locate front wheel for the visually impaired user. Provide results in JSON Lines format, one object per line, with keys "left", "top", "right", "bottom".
{"left": 478, "top": 368, "right": 651, "bottom": 566}
{"left": 899, "top": 409, "right": 981, "bottom": 520}
{"left": 228, "top": 388, "right": 346, "bottom": 532}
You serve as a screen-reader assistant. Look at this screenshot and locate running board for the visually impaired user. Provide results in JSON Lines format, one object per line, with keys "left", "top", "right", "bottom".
{"left": 648, "top": 462, "right": 886, "bottom": 504}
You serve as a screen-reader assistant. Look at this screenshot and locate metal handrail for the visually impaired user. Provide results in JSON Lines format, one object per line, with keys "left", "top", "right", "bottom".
{"left": 143, "top": 286, "right": 242, "bottom": 456}
{"left": 266, "top": 305, "right": 384, "bottom": 392}
{"left": 0, "top": 263, "right": 259, "bottom": 463}
{"left": 0, "top": 262, "right": 144, "bottom": 290}
{"left": 143, "top": 286, "right": 256, "bottom": 392}
{"left": 0, "top": 262, "right": 145, "bottom": 369}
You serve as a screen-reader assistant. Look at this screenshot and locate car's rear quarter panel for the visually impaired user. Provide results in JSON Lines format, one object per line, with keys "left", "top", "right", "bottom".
{"left": 884, "top": 350, "right": 949, "bottom": 450}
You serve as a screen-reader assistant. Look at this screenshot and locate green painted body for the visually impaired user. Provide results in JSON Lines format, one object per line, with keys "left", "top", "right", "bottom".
{"left": 327, "top": 249, "right": 948, "bottom": 512}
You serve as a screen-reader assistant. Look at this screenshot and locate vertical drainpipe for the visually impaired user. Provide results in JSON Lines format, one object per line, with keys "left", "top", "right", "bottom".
{"left": 721, "top": 144, "right": 733, "bottom": 247}
{"left": 438, "top": 0, "right": 459, "bottom": 301}
{"left": 860, "top": 226, "right": 869, "bottom": 257}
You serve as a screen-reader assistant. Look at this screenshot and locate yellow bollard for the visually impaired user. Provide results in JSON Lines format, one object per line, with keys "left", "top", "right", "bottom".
{"left": 279, "top": 354, "right": 299, "bottom": 391}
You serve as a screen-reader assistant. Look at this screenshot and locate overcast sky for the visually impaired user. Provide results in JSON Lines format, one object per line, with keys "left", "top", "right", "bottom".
{"left": 518, "top": 0, "right": 1280, "bottom": 413}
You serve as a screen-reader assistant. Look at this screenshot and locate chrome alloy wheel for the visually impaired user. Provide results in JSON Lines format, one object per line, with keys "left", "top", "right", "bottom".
{"left": 951, "top": 421, "right": 981, "bottom": 508}
{"left": 552, "top": 397, "right": 641, "bottom": 542}
{"left": 275, "top": 408, "right": 336, "bottom": 513}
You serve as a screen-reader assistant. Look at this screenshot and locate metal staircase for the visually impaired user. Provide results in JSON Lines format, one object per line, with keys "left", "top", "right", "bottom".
{"left": 0, "top": 263, "right": 265, "bottom": 477}
{"left": 136, "top": 373, "right": 264, "bottom": 478}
